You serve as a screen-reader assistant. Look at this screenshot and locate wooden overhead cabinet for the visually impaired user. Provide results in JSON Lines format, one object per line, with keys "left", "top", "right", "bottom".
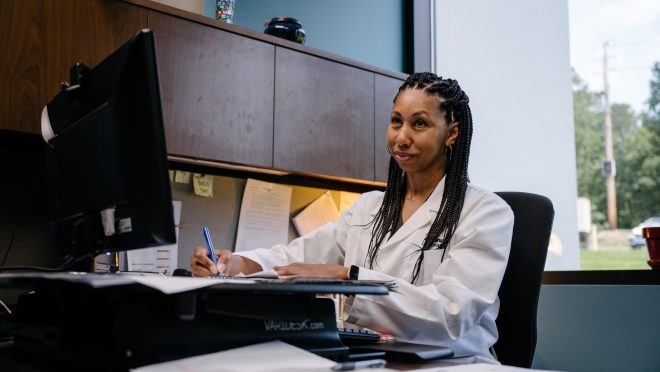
{"left": 374, "top": 75, "right": 403, "bottom": 182}
{"left": 0, "top": 0, "right": 147, "bottom": 134}
{"left": 274, "top": 47, "right": 375, "bottom": 180}
{"left": 148, "top": 10, "right": 275, "bottom": 168}
{"left": 0, "top": 0, "right": 407, "bottom": 183}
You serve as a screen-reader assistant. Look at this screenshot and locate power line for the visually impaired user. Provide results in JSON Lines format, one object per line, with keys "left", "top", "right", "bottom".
{"left": 610, "top": 66, "right": 656, "bottom": 71}
{"left": 610, "top": 40, "right": 660, "bottom": 49}
{"left": 602, "top": 40, "right": 618, "bottom": 230}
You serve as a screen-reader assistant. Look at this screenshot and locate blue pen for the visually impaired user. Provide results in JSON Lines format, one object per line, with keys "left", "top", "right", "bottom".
{"left": 202, "top": 227, "right": 219, "bottom": 277}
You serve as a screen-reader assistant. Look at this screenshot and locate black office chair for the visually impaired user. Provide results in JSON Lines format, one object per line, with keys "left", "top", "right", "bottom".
{"left": 493, "top": 192, "right": 554, "bottom": 368}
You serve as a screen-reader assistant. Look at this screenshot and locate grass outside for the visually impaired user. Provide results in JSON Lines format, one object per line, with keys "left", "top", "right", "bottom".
{"left": 580, "top": 248, "right": 650, "bottom": 270}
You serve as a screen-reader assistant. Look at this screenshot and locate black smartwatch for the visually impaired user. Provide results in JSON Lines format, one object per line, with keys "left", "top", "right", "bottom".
{"left": 348, "top": 265, "right": 360, "bottom": 280}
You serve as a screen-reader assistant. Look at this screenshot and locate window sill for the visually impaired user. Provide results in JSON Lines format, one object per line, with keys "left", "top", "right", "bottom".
{"left": 542, "top": 270, "right": 660, "bottom": 285}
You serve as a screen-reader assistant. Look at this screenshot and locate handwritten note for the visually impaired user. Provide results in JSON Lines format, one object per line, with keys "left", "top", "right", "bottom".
{"left": 174, "top": 171, "right": 191, "bottom": 184}
{"left": 193, "top": 173, "right": 214, "bottom": 197}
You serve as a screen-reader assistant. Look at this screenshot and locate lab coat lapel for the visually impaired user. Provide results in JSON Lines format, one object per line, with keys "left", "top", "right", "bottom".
{"left": 376, "top": 176, "right": 445, "bottom": 251}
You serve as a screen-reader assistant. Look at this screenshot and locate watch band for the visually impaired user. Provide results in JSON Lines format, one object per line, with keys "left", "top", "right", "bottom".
{"left": 348, "top": 265, "right": 360, "bottom": 280}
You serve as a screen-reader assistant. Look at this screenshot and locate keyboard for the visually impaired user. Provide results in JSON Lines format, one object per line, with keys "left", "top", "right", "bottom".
{"left": 337, "top": 327, "right": 381, "bottom": 344}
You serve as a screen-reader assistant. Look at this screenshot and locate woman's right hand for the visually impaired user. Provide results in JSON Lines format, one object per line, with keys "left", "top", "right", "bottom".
{"left": 190, "top": 247, "right": 262, "bottom": 277}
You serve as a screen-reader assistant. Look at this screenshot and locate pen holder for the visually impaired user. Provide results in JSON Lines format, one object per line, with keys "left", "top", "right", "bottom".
{"left": 216, "top": 0, "right": 235, "bottom": 24}
{"left": 644, "top": 227, "right": 660, "bottom": 269}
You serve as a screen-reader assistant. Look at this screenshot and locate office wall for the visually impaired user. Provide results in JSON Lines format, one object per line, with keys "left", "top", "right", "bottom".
{"left": 433, "top": 0, "right": 578, "bottom": 269}
{"left": 152, "top": 0, "right": 205, "bottom": 15}
{"left": 167, "top": 174, "right": 357, "bottom": 269}
{"left": 0, "top": 133, "right": 369, "bottom": 275}
{"left": 204, "top": 0, "right": 406, "bottom": 73}
{"left": 534, "top": 285, "right": 660, "bottom": 371}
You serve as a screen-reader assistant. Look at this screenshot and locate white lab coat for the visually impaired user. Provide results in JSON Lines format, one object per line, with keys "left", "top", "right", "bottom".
{"left": 234, "top": 176, "right": 514, "bottom": 364}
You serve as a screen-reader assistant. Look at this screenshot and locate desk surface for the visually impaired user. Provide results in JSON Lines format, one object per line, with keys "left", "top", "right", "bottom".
{"left": 0, "top": 341, "right": 459, "bottom": 371}
{"left": 0, "top": 272, "right": 392, "bottom": 296}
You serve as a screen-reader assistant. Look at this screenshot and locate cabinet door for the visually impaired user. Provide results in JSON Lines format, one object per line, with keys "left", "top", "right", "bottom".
{"left": 0, "top": 0, "right": 147, "bottom": 134}
{"left": 274, "top": 47, "right": 375, "bottom": 180}
{"left": 374, "top": 75, "right": 405, "bottom": 182}
{"left": 0, "top": 0, "right": 44, "bottom": 134}
{"left": 149, "top": 11, "right": 275, "bottom": 168}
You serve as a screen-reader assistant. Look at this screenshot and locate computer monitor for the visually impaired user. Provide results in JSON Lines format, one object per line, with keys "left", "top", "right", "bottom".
{"left": 43, "top": 30, "right": 175, "bottom": 270}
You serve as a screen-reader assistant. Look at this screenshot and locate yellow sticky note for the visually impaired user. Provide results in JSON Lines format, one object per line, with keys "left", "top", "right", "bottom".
{"left": 174, "top": 171, "right": 191, "bottom": 184}
{"left": 193, "top": 174, "right": 214, "bottom": 198}
{"left": 168, "top": 170, "right": 174, "bottom": 182}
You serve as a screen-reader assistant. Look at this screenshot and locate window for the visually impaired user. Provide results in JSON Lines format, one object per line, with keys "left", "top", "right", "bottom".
{"left": 431, "top": 0, "right": 659, "bottom": 271}
{"left": 570, "top": 0, "right": 660, "bottom": 270}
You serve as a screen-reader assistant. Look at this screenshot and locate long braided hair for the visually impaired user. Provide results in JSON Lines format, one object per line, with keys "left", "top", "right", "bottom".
{"left": 366, "top": 72, "right": 473, "bottom": 284}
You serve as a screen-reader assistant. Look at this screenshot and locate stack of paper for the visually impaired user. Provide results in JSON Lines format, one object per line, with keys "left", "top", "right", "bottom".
{"left": 126, "top": 200, "right": 182, "bottom": 275}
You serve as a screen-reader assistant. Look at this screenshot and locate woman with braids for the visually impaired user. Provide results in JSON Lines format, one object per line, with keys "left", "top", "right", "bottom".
{"left": 190, "top": 72, "right": 514, "bottom": 364}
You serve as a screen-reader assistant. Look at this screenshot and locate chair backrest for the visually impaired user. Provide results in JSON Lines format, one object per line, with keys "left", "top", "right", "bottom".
{"left": 493, "top": 192, "right": 554, "bottom": 368}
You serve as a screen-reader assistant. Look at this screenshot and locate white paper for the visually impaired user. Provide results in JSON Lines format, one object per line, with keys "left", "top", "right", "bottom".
{"left": 132, "top": 340, "right": 336, "bottom": 372}
{"left": 237, "top": 269, "right": 279, "bottom": 279}
{"left": 128, "top": 275, "right": 255, "bottom": 295}
{"left": 0, "top": 272, "right": 135, "bottom": 288}
{"left": 292, "top": 191, "right": 340, "bottom": 236}
{"left": 0, "top": 272, "right": 254, "bottom": 294}
{"left": 127, "top": 201, "right": 182, "bottom": 275}
{"left": 234, "top": 179, "right": 292, "bottom": 252}
{"left": 339, "top": 191, "right": 361, "bottom": 212}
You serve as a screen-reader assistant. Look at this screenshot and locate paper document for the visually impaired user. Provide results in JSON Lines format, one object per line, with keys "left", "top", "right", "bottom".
{"left": 132, "top": 340, "right": 336, "bottom": 372}
{"left": 339, "top": 191, "right": 361, "bottom": 212}
{"left": 0, "top": 272, "right": 256, "bottom": 294}
{"left": 127, "top": 200, "right": 181, "bottom": 275}
{"left": 128, "top": 275, "right": 254, "bottom": 294}
{"left": 236, "top": 269, "right": 279, "bottom": 279}
{"left": 292, "top": 191, "right": 340, "bottom": 236}
{"left": 0, "top": 272, "right": 135, "bottom": 288}
{"left": 234, "top": 179, "right": 292, "bottom": 252}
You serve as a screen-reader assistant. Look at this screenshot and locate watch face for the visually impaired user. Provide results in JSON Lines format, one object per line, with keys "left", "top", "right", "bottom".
{"left": 349, "top": 265, "right": 359, "bottom": 280}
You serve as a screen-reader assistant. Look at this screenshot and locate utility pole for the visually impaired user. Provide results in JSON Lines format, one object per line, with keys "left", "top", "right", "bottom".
{"left": 602, "top": 40, "right": 617, "bottom": 230}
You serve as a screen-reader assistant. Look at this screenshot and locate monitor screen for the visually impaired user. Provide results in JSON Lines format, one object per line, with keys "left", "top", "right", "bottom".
{"left": 44, "top": 30, "right": 175, "bottom": 269}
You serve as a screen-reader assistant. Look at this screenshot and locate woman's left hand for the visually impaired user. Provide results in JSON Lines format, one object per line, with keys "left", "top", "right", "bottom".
{"left": 273, "top": 263, "right": 349, "bottom": 279}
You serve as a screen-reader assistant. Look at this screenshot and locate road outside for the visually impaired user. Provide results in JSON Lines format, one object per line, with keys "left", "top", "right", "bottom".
{"left": 580, "top": 229, "right": 651, "bottom": 270}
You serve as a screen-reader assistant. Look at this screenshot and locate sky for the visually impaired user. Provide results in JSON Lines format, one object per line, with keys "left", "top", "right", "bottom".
{"left": 569, "top": 0, "right": 660, "bottom": 114}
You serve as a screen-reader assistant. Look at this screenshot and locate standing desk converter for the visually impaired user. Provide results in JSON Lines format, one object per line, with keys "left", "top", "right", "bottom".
{"left": 0, "top": 273, "right": 390, "bottom": 370}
